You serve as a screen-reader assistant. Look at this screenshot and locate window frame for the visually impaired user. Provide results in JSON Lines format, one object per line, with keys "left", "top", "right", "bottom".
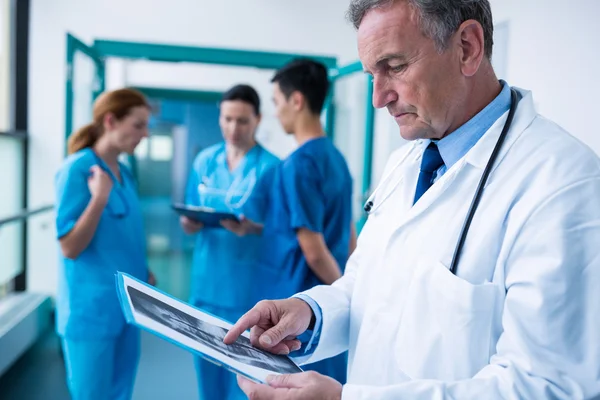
{"left": 0, "top": 0, "right": 31, "bottom": 296}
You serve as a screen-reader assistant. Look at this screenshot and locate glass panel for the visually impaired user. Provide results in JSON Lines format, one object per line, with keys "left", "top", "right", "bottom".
{"left": 0, "top": 0, "right": 12, "bottom": 131}
{"left": 72, "top": 50, "right": 96, "bottom": 132}
{"left": 26, "top": 210, "right": 58, "bottom": 295}
{"left": 0, "top": 136, "right": 24, "bottom": 288}
{"left": 0, "top": 219, "right": 23, "bottom": 286}
{"left": 371, "top": 109, "right": 408, "bottom": 185}
{"left": 332, "top": 74, "right": 368, "bottom": 222}
{"left": 134, "top": 138, "right": 149, "bottom": 159}
{"left": 0, "top": 136, "right": 23, "bottom": 219}
{"left": 149, "top": 135, "right": 173, "bottom": 161}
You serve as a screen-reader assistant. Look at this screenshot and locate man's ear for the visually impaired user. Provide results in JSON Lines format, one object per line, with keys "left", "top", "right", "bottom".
{"left": 290, "top": 91, "right": 305, "bottom": 112}
{"left": 456, "top": 19, "right": 486, "bottom": 77}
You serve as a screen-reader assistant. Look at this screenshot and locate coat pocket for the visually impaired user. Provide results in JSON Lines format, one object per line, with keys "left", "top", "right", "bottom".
{"left": 394, "top": 261, "right": 499, "bottom": 380}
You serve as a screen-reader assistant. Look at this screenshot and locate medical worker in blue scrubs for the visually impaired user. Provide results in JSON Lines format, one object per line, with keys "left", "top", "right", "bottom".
{"left": 223, "top": 60, "right": 356, "bottom": 384}
{"left": 55, "top": 88, "right": 153, "bottom": 400}
{"left": 180, "top": 84, "right": 280, "bottom": 400}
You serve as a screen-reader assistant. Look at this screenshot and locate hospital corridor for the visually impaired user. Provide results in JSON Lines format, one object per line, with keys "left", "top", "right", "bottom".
{"left": 1, "top": 1, "right": 600, "bottom": 399}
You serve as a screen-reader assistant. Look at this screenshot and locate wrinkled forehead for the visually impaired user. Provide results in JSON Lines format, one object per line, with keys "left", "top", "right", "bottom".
{"left": 357, "top": 2, "right": 429, "bottom": 66}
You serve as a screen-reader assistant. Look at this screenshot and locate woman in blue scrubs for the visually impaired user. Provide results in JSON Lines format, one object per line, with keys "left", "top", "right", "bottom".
{"left": 180, "top": 84, "right": 279, "bottom": 400}
{"left": 55, "top": 88, "right": 153, "bottom": 400}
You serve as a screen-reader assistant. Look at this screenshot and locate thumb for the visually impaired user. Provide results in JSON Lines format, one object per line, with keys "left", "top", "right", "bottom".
{"left": 259, "top": 317, "right": 294, "bottom": 348}
{"left": 266, "top": 373, "right": 311, "bottom": 389}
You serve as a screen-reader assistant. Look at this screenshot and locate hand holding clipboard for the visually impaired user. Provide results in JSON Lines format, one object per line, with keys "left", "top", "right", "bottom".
{"left": 172, "top": 203, "right": 240, "bottom": 229}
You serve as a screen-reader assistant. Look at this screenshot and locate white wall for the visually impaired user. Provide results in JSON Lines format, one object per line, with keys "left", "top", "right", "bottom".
{"left": 490, "top": 0, "right": 600, "bottom": 152}
{"left": 27, "top": 0, "right": 359, "bottom": 296}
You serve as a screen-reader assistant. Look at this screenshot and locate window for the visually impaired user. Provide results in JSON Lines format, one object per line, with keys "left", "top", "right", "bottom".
{"left": 134, "top": 138, "right": 149, "bottom": 159}
{"left": 0, "top": 0, "right": 12, "bottom": 131}
{"left": 149, "top": 135, "right": 173, "bottom": 161}
{"left": 0, "top": 135, "right": 25, "bottom": 293}
{"left": 0, "top": 0, "right": 28, "bottom": 298}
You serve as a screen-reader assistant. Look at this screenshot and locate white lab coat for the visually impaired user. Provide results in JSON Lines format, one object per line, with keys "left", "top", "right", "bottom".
{"left": 299, "top": 88, "right": 600, "bottom": 399}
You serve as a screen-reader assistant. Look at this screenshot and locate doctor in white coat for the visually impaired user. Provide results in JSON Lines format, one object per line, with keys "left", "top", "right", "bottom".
{"left": 224, "top": 0, "right": 600, "bottom": 399}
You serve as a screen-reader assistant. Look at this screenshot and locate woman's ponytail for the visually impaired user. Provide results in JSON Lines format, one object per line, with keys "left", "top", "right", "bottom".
{"left": 67, "top": 123, "right": 100, "bottom": 155}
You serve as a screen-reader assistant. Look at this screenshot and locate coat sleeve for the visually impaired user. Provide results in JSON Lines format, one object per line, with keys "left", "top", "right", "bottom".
{"left": 292, "top": 232, "right": 363, "bottom": 365}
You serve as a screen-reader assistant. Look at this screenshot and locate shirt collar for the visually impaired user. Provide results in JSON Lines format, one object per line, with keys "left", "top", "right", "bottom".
{"left": 434, "top": 80, "right": 512, "bottom": 170}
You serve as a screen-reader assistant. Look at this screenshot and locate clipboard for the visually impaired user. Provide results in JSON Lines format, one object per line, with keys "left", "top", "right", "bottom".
{"left": 171, "top": 203, "right": 239, "bottom": 228}
{"left": 115, "top": 272, "right": 303, "bottom": 384}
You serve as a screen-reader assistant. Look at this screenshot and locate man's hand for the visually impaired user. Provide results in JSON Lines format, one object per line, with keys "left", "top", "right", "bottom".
{"left": 180, "top": 216, "right": 203, "bottom": 234}
{"left": 221, "top": 215, "right": 263, "bottom": 236}
{"left": 223, "top": 298, "right": 313, "bottom": 355}
{"left": 238, "top": 372, "right": 342, "bottom": 400}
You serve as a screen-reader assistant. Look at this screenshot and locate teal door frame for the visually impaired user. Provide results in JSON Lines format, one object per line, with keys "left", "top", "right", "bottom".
{"left": 330, "top": 61, "right": 374, "bottom": 201}
{"left": 329, "top": 60, "right": 375, "bottom": 231}
{"left": 92, "top": 40, "right": 338, "bottom": 70}
{"left": 65, "top": 33, "right": 106, "bottom": 153}
{"left": 66, "top": 37, "right": 339, "bottom": 141}
{"left": 134, "top": 87, "right": 224, "bottom": 104}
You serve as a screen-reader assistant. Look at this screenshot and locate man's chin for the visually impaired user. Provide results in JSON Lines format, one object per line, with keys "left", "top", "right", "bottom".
{"left": 398, "top": 127, "right": 421, "bottom": 141}
{"left": 397, "top": 124, "right": 433, "bottom": 141}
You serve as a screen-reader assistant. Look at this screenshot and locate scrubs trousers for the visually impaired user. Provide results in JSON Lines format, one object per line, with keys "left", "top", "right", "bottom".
{"left": 61, "top": 324, "right": 140, "bottom": 400}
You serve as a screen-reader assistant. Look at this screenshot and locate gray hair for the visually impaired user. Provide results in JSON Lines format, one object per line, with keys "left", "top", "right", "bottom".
{"left": 347, "top": 0, "right": 494, "bottom": 59}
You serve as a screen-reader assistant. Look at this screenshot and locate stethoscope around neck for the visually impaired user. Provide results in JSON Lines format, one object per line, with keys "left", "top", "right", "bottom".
{"left": 198, "top": 172, "right": 257, "bottom": 210}
{"left": 362, "top": 88, "right": 521, "bottom": 275}
{"left": 198, "top": 145, "right": 263, "bottom": 211}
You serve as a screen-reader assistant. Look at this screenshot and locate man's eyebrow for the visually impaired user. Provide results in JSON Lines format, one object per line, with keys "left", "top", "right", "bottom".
{"left": 376, "top": 54, "right": 408, "bottom": 67}
{"left": 364, "top": 54, "right": 408, "bottom": 75}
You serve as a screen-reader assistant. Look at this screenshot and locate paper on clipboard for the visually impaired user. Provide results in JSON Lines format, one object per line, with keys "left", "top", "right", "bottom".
{"left": 115, "top": 273, "right": 303, "bottom": 383}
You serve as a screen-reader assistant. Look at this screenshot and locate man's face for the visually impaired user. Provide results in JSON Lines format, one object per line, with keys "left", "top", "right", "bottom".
{"left": 358, "top": 1, "right": 466, "bottom": 140}
{"left": 272, "top": 82, "right": 296, "bottom": 134}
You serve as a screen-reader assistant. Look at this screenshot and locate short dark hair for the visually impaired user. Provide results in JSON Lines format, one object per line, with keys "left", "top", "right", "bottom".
{"left": 220, "top": 84, "right": 261, "bottom": 115}
{"left": 271, "top": 59, "right": 329, "bottom": 115}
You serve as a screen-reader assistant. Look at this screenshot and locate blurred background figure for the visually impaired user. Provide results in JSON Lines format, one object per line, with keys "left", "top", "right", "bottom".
{"left": 222, "top": 59, "right": 356, "bottom": 385}
{"left": 54, "top": 88, "right": 153, "bottom": 400}
{"left": 180, "top": 84, "right": 279, "bottom": 400}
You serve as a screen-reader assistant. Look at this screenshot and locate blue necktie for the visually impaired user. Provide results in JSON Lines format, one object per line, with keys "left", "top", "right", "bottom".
{"left": 413, "top": 142, "right": 445, "bottom": 204}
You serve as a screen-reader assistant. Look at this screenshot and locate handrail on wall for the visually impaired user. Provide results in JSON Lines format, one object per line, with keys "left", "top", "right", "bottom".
{"left": 0, "top": 205, "right": 54, "bottom": 227}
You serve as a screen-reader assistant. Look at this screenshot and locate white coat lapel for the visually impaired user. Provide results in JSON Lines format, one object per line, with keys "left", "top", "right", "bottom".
{"left": 395, "top": 87, "right": 537, "bottom": 228}
{"left": 402, "top": 158, "right": 467, "bottom": 223}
